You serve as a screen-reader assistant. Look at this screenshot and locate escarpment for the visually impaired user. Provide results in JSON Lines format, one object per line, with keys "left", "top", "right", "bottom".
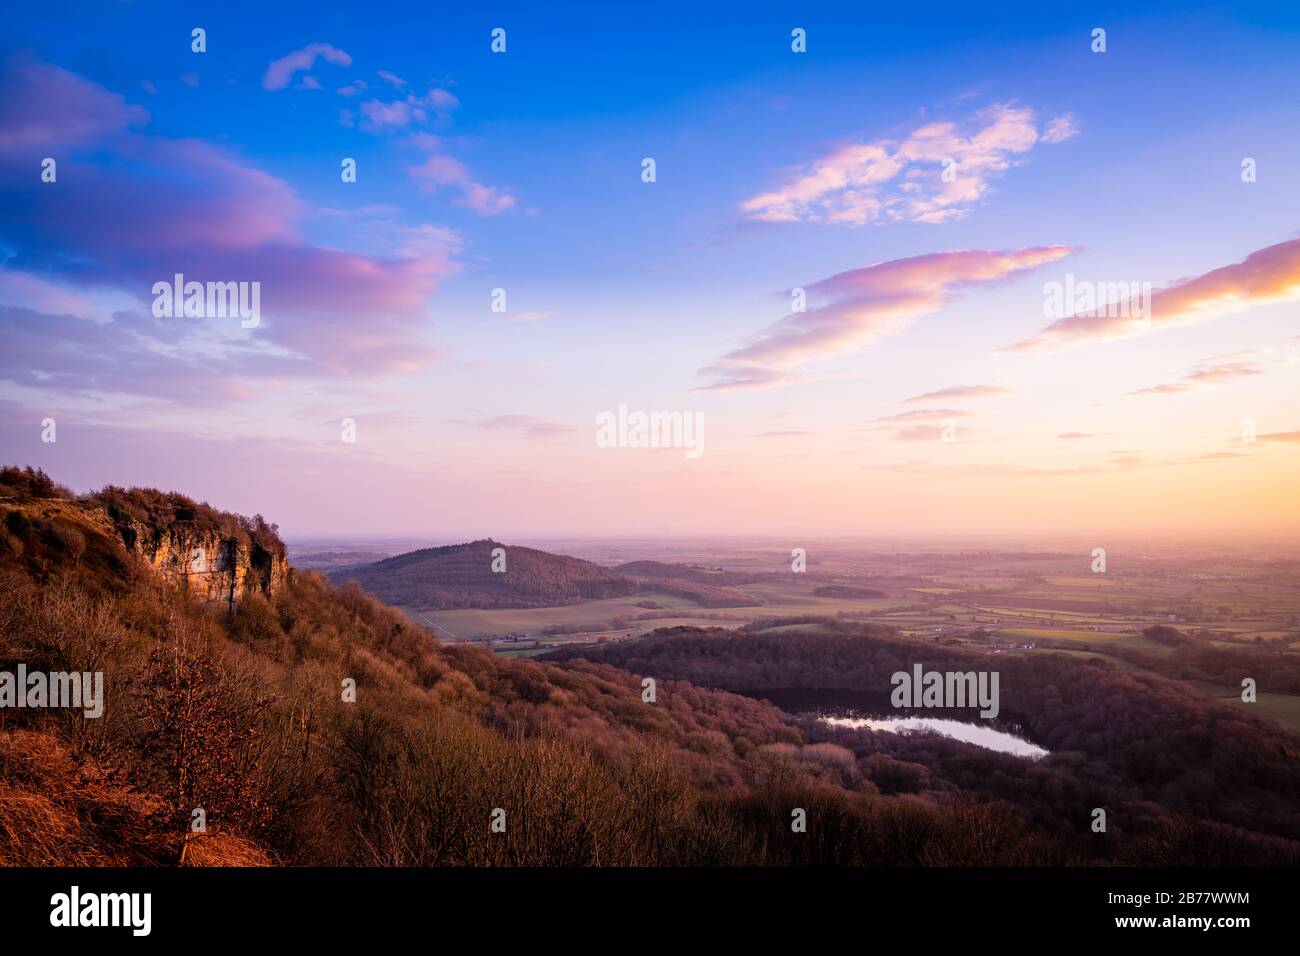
{"left": 109, "top": 514, "right": 286, "bottom": 605}
{"left": 94, "top": 485, "right": 288, "bottom": 606}
{"left": 0, "top": 467, "right": 287, "bottom": 606}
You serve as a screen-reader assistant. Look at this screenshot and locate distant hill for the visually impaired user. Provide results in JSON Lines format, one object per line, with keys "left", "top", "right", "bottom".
{"left": 0, "top": 466, "right": 855, "bottom": 866}
{"left": 339, "top": 538, "right": 639, "bottom": 609}
{"left": 339, "top": 547, "right": 765, "bottom": 611}
{"left": 611, "top": 560, "right": 765, "bottom": 608}
{"left": 6, "top": 465, "right": 1300, "bottom": 868}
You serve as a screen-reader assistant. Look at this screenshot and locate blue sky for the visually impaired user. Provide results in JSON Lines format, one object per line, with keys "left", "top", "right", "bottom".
{"left": 2, "top": 1, "right": 1299, "bottom": 538}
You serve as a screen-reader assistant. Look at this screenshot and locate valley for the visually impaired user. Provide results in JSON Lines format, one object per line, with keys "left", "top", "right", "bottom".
{"left": 4, "top": 468, "right": 1299, "bottom": 870}
{"left": 299, "top": 535, "right": 1300, "bottom": 728}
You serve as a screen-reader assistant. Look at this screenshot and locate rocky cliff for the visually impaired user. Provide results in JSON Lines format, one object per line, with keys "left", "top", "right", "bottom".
{"left": 115, "top": 517, "right": 287, "bottom": 606}
{"left": 0, "top": 468, "right": 287, "bottom": 608}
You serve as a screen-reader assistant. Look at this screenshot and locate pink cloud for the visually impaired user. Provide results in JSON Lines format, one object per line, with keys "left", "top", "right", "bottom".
{"left": 358, "top": 88, "right": 459, "bottom": 130}
{"left": 0, "top": 53, "right": 148, "bottom": 148}
{"left": 263, "top": 43, "right": 352, "bottom": 91}
{"left": 1040, "top": 114, "right": 1080, "bottom": 144}
{"left": 893, "top": 424, "right": 951, "bottom": 442}
{"left": 696, "top": 246, "right": 1074, "bottom": 391}
{"left": 873, "top": 408, "right": 971, "bottom": 423}
{"left": 0, "top": 304, "right": 307, "bottom": 406}
{"left": 410, "top": 153, "right": 517, "bottom": 215}
{"left": 1127, "top": 350, "right": 1294, "bottom": 397}
{"left": 350, "top": 84, "right": 515, "bottom": 217}
{"left": 739, "top": 104, "right": 1071, "bottom": 226}
{"left": 0, "top": 271, "right": 98, "bottom": 316}
{"left": 902, "top": 384, "right": 1014, "bottom": 403}
{"left": 865, "top": 451, "right": 1242, "bottom": 478}
{"left": 1000, "top": 237, "right": 1300, "bottom": 354}
{"left": 0, "top": 55, "right": 459, "bottom": 380}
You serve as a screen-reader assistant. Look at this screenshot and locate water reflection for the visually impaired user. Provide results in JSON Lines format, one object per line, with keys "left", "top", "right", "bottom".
{"left": 822, "top": 714, "right": 1049, "bottom": 759}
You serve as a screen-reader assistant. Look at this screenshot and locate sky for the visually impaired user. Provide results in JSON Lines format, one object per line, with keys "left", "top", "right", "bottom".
{"left": 1, "top": 1, "right": 1298, "bottom": 540}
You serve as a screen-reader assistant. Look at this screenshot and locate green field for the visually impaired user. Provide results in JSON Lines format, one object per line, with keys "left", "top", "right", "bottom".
{"left": 1193, "top": 682, "right": 1300, "bottom": 733}
{"left": 409, "top": 582, "right": 905, "bottom": 641}
{"left": 1028, "top": 646, "right": 1143, "bottom": 671}
{"left": 1000, "top": 626, "right": 1175, "bottom": 656}
{"left": 1043, "top": 576, "right": 1120, "bottom": 588}
{"left": 494, "top": 646, "right": 560, "bottom": 659}
{"left": 387, "top": 551, "right": 1300, "bottom": 710}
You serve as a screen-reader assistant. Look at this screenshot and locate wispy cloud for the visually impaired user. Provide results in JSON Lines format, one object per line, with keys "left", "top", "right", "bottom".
{"left": 695, "top": 246, "right": 1073, "bottom": 392}
{"left": 1040, "top": 114, "right": 1080, "bottom": 144}
{"left": 409, "top": 152, "right": 517, "bottom": 215}
{"left": 1192, "top": 452, "right": 1248, "bottom": 461}
{"left": 0, "top": 52, "right": 148, "bottom": 146}
{"left": 0, "top": 304, "right": 308, "bottom": 406}
{"left": 1127, "top": 349, "right": 1294, "bottom": 396}
{"left": 1000, "top": 237, "right": 1300, "bottom": 354}
{"left": 359, "top": 88, "right": 459, "bottom": 130}
{"left": 1255, "top": 431, "right": 1300, "bottom": 444}
{"left": 902, "top": 384, "right": 1013, "bottom": 403}
{"left": 739, "top": 104, "right": 1074, "bottom": 226}
{"left": 872, "top": 408, "right": 971, "bottom": 423}
{"left": 892, "top": 424, "right": 954, "bottom": 442}
{"left": 263, "top": 43, "right": 352, "bottom": 91}
{"left": 340, "top": 82, "right": 516, "bottom": 216}
{"left": 0, "top": 55, "right": 458, "bottom": 381}
{"left": 863, "top": 408, "right": 973, "bottom": 442}
{"left": 869, "top": 458, "right": 1106, "bottom": 478}
{"left": 868, "top": 448, "right": 1246, "bottom": 478}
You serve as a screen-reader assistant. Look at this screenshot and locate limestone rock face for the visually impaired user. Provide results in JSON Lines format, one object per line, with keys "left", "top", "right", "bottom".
{"left": 122, "top": 522, "right": 287, "bottom": 606}
{"left": 0, "top": 481, "right": 289, "bottom": 610}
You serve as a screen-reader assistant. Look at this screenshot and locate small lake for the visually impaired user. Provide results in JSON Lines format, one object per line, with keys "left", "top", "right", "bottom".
{"left": 749, "top": 688, "right": 1049, "bottom": 760}
{"left": 820, "top": 714, "right": 1049, "bottom": 759}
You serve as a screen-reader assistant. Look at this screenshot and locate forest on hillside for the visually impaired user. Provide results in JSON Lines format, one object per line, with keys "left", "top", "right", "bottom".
{"left": 547, "top": 627, "right": 1300, "bottom": 861}
{"left": 341, "top": 541, "right": 760, "bottom": 609}
{"left": 3, "top": 469, "right": 1298, "bottom": 867}
{"left": 0, "top": 472, "right": 1055, "bottom": 865}
{"left": 340, "top": 539, "right": 640, "bottom": 608}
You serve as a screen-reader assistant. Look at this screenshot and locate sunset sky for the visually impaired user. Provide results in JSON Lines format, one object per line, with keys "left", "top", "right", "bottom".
{"left": 2, "top": 1, "right": 1298, "bottom": 539}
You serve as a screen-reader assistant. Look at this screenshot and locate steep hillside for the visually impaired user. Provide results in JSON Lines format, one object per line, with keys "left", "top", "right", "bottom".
{"left": 339, "top": 538, "right": 639, "bottom": 608}
{"left": 10, "top": 468, "right": 1028, "bottom": 866}
{"left": 547, "top": 627, "right": 1300, "bottom": 859}
{"left": 5, "top": 466, "right": 1296, "bottom": 867}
